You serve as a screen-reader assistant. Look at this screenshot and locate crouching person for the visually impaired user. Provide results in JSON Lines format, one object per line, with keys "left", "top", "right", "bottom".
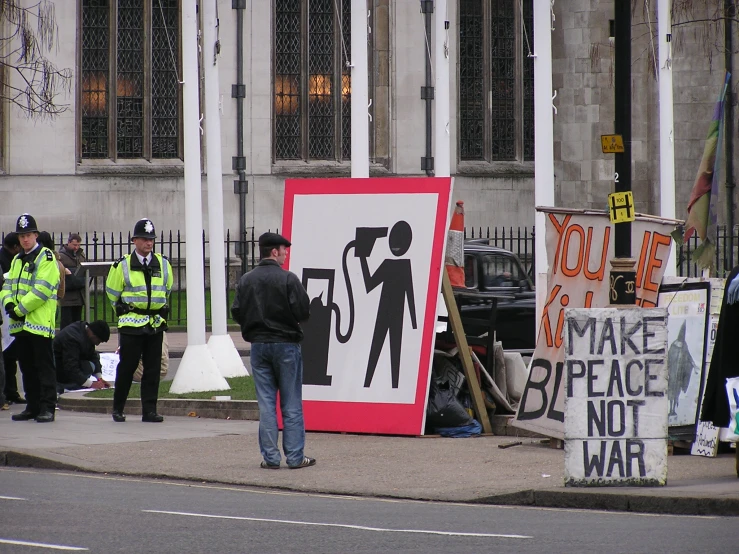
{"left": 55, "top": 320, "right": 111, "bottom": 392}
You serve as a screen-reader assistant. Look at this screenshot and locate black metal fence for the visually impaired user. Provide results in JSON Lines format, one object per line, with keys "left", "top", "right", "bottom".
{"left": 3, "top": 224, "right": 737, "bottom": 327}
{"left": 45, "top": 228, "right": 267, "bottom": 327}
{"left": 465, "top": 226, "right": 536, "bottom": 275}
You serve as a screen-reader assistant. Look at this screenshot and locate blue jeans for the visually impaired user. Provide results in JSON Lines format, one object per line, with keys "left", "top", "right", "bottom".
{"left": 250, "top": 342, "right": 305, "bottom": 467}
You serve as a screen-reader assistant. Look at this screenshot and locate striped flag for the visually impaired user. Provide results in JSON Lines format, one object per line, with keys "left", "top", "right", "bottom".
{"left": 676, "top": 72, "right": 730, "bottom": 270}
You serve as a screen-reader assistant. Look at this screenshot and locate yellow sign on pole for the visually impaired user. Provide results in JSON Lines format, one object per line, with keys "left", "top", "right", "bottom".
{"left": 601, "top": 134, "right": 625, "bottom": 153}
{"left": 608, "top": 191, "right": 635, "bottom": 223}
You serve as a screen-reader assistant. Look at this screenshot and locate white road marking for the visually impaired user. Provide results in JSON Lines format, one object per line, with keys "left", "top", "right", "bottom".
{"left": 0, "top": 538, "right": 88, "bottom": 551}
{"left": 143, "top": 509, "right": 532, "bottom": 539}
{"left": 0, "top": 495, "right": 26, "bottom": 501}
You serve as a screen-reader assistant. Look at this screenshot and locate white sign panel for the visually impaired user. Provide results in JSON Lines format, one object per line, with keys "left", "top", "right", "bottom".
{"left": 283, "top": 177, "right": 452, "bottom": 435}
{"left": 564, "top": 308, "right": 668, "bottom": 486}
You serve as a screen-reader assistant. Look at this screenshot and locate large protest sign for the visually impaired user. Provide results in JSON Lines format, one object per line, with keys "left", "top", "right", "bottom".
{"left": 282, "top": 177, "right": 452, "bottom": 435}
{"left": 512, "top": 208, "right": 677, "bottom": 439}
{"left": 564, "top": 308, "right": 668, "bottom": 486}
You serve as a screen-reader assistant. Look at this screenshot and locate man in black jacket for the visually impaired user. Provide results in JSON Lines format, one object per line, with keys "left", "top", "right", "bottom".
{"left": 231, "top": 232, "right": 314, "bottom": 470}
{"left": 54, "top": 320, "right": 111, "bottom": 392}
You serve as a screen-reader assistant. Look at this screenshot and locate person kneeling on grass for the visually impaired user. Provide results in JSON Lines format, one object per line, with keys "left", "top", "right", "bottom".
{"left": 54, "top": 320, "right": 112, "bottom": 393}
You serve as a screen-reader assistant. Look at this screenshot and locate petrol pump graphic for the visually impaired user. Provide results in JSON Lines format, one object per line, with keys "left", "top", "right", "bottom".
{"left": 301, "top": 221, "right": 417, "bottom": 389}
{"left": 282, "top": 176, "right": 452, "bottom": 436}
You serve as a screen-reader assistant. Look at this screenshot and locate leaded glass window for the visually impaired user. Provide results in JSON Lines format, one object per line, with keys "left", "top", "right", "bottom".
{"left": 80, "top": 0, "right": 181, "bottom": 161}
{"left": 81, "top": 0, "right": 110, "bottom": 159}
{"left": 274, "top": 0, "right": 352, "bottom": 161}
{"left": 459, "top": 0, "right": 534, "bottom": 162}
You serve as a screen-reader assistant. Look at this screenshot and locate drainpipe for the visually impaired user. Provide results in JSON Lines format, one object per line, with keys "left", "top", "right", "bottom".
{"left": 725, "top": 0, "right": 735, "bottom": 268}
{"left": 232, "top": 0, "right": 248, "bottom": 274}
{"left": 421, "top": 0, "right": 434, "bottom": 175}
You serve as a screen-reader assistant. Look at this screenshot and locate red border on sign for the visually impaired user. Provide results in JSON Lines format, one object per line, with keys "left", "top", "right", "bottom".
{"left": 282, "top": 177, "right": 452, "bottom": 435}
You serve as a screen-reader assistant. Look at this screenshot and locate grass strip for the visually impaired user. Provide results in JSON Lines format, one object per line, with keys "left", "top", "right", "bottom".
{"left": 84, "top": 376, "right": 256, "bottom": 400}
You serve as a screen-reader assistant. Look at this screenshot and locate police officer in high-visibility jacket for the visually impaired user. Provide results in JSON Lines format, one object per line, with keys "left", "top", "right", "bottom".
{"left": 0, "top": 214, "right": 60, "bottom": 423}
{"left": 106, "top": 218, "right": 173, "bottom": 423}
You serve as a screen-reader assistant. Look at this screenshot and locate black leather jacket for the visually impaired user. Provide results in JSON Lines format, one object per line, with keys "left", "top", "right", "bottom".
{"left": 231, "top": 259, "right": 310, "bottom": 343}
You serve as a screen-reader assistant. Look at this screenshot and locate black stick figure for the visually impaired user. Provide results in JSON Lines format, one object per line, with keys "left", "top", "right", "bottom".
{"left": 360, "top": 221, "right": 417, "bottom": 388}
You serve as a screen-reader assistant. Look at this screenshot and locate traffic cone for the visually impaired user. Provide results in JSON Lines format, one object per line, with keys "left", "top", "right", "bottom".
{"left": 446, "top": 201, "right": 465, "bottom": 287}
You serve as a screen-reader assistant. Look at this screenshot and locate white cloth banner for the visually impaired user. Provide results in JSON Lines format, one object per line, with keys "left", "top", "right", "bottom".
{"left": 512, "top": 209, "right": 676, "bottom": 439}
{"left": 99, "top": 352, "right": 119, "bottom": 382}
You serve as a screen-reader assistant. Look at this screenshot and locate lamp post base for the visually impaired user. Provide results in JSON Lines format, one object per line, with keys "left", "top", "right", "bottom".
{"left": 609, "top": 257, "right": 637, "bottom": 305}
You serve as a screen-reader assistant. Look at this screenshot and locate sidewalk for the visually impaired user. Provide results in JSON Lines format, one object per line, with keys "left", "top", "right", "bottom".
{"left": 2, "top": 331, "right": 738, "bottom": 516}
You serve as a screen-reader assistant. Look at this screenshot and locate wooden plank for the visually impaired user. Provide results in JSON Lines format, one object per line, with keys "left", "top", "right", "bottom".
{"left": 441, "top": 271, "right": 493, "bottom": 434}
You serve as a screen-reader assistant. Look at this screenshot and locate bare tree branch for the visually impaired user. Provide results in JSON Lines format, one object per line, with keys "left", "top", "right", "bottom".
{"left": 0, "top": 0, "right": 72, "bottom": 118}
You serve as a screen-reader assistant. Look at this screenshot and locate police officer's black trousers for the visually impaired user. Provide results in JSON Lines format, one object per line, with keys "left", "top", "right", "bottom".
{"left": 14, "top": 332, "right": 57, "bottom": 414}
{"left": 114, "top": 331, "right": 164, "bottom": 414}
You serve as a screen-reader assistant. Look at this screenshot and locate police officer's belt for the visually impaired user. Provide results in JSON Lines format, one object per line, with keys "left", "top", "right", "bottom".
{"left": 130, "top": 307, "right": 164, "bottom": 316}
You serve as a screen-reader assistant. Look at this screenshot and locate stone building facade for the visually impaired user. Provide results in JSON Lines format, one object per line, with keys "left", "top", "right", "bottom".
{"left": 0, "top": 1, "right": 734, "bottom": 242}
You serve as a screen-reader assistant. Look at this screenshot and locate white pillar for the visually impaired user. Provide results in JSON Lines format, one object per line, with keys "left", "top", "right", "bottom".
{"left": 351, "top": 0, "right": 369, "bottom": 177}
{"left": 203, "top": 0, "right": 247, "bottom": 378}
{"left": 659, "top": 0, "right": 677, "bottom": 276}
{"left": 434, "top": 0, "right": 450, "bottom": 177}
{"left": 534, "top": 2, "right": 555, "bottom": 331}
{"left": 170, "top": 0, "right": 230, "bottom": 394}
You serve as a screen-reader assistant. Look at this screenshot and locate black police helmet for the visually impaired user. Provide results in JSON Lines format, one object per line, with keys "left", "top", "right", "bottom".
{"left": 132, "top": 218, "right": 156, "bottom": 239}
{"left": 15, "top": 213, "right": 38, "bottom": 234}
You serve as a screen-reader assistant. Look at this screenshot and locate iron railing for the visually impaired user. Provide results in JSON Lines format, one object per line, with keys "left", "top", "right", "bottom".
{"left": 4, "top": 224, "right": 738, "bottom": 326}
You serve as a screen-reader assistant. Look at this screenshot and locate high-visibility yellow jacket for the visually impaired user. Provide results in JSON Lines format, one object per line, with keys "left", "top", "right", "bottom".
{"left": 106, "top": 252, "right": 173, "bottom": 330}
{"left": 0, "top": 246, "right": 61, "bottom": 338}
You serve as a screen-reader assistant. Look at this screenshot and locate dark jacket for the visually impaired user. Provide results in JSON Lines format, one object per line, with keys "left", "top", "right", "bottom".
{"left": 231, "top": 259, "right": 310, "bottom": 343}
{"left": 53, "top": 321, "right": 102, "bottom": 387}
{"left": 0, "top": 247, "right": 14, "bottom": 274}
{"left": 701, "top": 266, "right": 739, "bottom": 427}
{"left": 58, "top": 245, "right": 86, "bottom": 307}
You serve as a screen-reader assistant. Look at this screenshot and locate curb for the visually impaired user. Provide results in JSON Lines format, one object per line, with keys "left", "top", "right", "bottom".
{"left": 57, "top": 396, "right": 538, "bottom": 437}
{"left": 2, "top": 449, "right": 738, "bottom": 517}
{"left": 57, "top": 396, "right": 259, "bottom": 421}
{"left": 471, "top": 489, "right": 739, "bottom": 517}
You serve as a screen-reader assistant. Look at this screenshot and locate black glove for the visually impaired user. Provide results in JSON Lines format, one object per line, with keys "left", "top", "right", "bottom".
{"left": 5, "top": 303, "right": 24, "bottom": 322}
{"left": 158, "top": 305, "right": 170, "bottom": 319}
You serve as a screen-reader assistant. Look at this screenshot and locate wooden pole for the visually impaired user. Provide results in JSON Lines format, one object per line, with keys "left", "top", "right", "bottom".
{"left": 441, "top": 271, "right": 493, "bottom": 434}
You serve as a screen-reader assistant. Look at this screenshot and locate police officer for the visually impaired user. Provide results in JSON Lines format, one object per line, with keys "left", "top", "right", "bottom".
{"left": 0, "top": 214, "right": 61, "bottom": 422}
{"left": 106, "top": 218, "right": 173, "bottom": 422}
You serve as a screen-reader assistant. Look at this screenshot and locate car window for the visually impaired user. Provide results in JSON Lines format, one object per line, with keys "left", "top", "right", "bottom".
{"left": 464, "top": 255, "right": 477, "bottom": 288}
{"left": 480, "top": 254, "right": 526, "bottom": 289}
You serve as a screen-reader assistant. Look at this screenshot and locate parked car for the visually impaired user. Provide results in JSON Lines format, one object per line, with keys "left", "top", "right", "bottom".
{"left": 454, "top": 239, "right": 536, "bottom": 351}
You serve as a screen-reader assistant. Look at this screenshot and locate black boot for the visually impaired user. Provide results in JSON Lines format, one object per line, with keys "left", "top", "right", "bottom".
{"left": 142, "top": 412, "right": 164, "bottom": 423}
{"left": 112, "top": 411, "right": 126, "bottom": 423}
{"left": 35, "top": 412, "right": 55, "bottom": 423}
{"left": 12, "top": 410, "right": 38, "bottom": 421}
